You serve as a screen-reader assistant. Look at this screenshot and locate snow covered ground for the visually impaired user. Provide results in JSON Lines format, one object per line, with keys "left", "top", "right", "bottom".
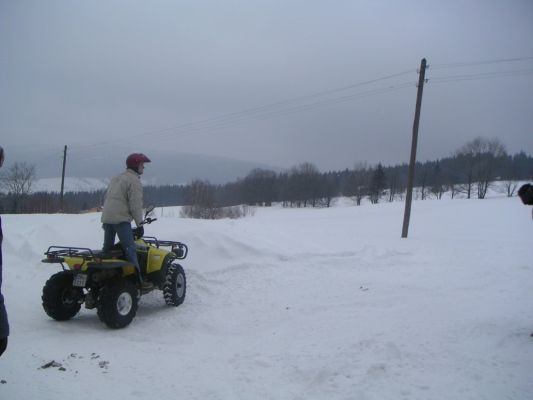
{"left": 30, "top": 176, "right": 161, "bottom": 193}
{"left": 31, "top": 177, "right": 110, "bottom": 193}
{"left": 0, "top": 195, "right": 532, "bottom": 399}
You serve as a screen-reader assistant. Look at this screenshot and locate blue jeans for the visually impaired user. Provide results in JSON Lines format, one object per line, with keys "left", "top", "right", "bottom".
{"left": 102, "top": 222, "right": 140, "bottom": 271}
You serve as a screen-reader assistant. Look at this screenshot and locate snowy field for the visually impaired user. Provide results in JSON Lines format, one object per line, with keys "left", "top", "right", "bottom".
{"left": 0, "top": 195, "right": 532, "bottom": 400}
{"left": 30, "top": 176, "right": 161, "bottom": 193}
{"left": 31, "top": 177, "right": 110, "bottom": 193}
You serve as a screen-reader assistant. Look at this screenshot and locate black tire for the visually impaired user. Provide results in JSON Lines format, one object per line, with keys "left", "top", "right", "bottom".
{"left": 97, "top": 280, "right": 138, "bottom": 329}
{"left": 163, "top": 263, "right": 186, "bottom": 306}
{"left": 42, "top": 271, "right": 83, "bottom": 321}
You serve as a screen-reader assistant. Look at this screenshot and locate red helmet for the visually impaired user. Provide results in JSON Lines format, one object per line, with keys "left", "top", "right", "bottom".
{"left": 126, "top": 153, "right": 151, "bottom": 169}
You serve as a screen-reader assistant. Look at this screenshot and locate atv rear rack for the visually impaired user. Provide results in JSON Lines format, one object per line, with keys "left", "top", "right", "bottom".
{"left": 142, "top": 237, "right": 188, "bottom": 259}
{"left": 42, "top": 246, "right": 134, "bottom": 271}
{"left": 43, "top": 246, "right": 97, "bottom": 263}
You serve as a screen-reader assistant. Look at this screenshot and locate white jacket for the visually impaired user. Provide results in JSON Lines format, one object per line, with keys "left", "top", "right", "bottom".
{"left": 101, "top": 169, "right": 144, "bottom": 226}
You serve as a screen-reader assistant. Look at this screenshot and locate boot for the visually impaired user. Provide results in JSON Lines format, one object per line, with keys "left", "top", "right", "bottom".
{"left": 140, "top": 279, "right": 153, "bottom": 291}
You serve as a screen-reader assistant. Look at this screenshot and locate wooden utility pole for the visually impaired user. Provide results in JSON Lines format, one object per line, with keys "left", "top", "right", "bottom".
{"left": 401, "top": 58, "right": 427, "bottom": 238}
{"left": 60, "top": 145, "right": 67, "bottom": 212}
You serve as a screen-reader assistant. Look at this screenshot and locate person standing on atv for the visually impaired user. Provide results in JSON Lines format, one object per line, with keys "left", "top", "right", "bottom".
{"left": 101, "top": 153, "right": 151, "bottom": 288}
{"left": 0, "top": 146, "right": 9, "bottom": 357}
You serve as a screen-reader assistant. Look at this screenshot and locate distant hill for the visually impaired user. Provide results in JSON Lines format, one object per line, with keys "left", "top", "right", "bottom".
{"left": 9, "top": 148, "right": 281, "bottom": 189}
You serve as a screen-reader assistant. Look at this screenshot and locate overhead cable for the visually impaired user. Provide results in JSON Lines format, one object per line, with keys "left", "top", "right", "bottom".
{"left": 430, "top": 56, "right": 533, "bottom": 70}
{"left": 70, "top": 69, "right": 417, "bottom": 151}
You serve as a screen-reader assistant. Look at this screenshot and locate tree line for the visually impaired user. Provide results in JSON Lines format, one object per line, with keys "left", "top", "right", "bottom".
{"left": 1, "top": 137, "right": 532, "bottom": 215}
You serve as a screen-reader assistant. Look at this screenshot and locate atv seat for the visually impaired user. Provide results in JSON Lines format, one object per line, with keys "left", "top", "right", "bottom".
{"left": 84, "top": 249, "right": 125, "bottom": 260}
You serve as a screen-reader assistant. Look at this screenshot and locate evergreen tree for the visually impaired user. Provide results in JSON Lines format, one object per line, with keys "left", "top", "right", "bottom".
{"left": 369, "top": 163, "right": 386, "bottom": 204}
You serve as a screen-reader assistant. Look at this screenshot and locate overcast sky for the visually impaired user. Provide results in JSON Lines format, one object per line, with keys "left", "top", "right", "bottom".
{"left": 1, "top": 0, "right": 532, "bottom": 171}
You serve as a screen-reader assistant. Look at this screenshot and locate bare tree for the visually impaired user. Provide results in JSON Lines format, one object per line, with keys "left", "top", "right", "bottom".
{"left": 498, "top": 181, "right": 518, "bottom": 197}
{"left": 344, "top": 162, "right": 368, "bottom": 206}
{"left": 318, "top": 173, "right": 338, "bottom": 207}
{"left": 474, "top": 138, "right": 507, "bottom": 198}
{"left": 429, "top": 163, "right": 445, "bottom": 199}
{"left": 387, "top": 169, "right": 401, "bottom": 202}
{"left": 180, "top": 180, "right": 220, "bottom": 219}
{"left": 454, "top": 137, "right": 507, "bottom": 199}
{"left": 242, "top": 168, "right": 277, "bottom": 206}
{"left": 0, "top": 162, "right": 36, "bottom": 213}
{"left": 343, "top": 163, "right": 369, "bottom": 206}
{"left": 448, "top": 183, "right": 458, "bottom": 199}
{"left": 287, "top": 162, "right": 321, "bottom": 207}
{"left": 417, "top": 164, "right": 430, "bottom": 200}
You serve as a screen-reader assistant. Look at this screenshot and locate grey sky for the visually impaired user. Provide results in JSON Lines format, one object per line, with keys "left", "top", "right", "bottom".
{"left": 1, "top": 0, "right": 532, "bottom": 172}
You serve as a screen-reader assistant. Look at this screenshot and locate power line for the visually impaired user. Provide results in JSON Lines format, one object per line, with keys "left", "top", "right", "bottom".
{"left": 428, "top": 68, "right": 533, "bottom": 84}
{"left": 69, "top": 68, "right": 417, "bottom": 151}
{"left": 248, "top": 82, "right": 415, "bottom": 122}
{"left": 126, "top": 81, "right": 417, "bottom": 144}
{"left": 50, "top": 56, "right": 533, "bottom": 156}
{"left": 430, "top": 56, "right": 533, "bottom": 70}
{"left": 72, "top": 82, "right": 416, "bottom": 150}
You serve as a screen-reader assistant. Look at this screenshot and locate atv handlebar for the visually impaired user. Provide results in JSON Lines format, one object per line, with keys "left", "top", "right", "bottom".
{"left": 133, "top": 216, "right": 157, "bottom": 239}
{"left": 140, "top": 217, "right": 157, "bottom": 225}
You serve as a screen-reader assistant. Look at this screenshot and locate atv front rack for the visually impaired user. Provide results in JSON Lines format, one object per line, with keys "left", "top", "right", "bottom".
{"left": 142, "top": 238, "right": 188, "bottom": 259}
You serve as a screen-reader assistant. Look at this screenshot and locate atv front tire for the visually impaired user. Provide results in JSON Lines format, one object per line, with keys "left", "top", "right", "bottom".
{"left": 42, "top": 271, "right": 83, "bottom": 321}
{"left": 163, "top": 263, "right": 186, "bottom": 306}
{"left": 97, "top": 281, "right": 138, "bottom": 329}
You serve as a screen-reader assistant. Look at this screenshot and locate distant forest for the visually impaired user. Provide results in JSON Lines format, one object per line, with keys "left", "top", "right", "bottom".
{"left": 1, "top": 138, "right": 532, "bottom": 214}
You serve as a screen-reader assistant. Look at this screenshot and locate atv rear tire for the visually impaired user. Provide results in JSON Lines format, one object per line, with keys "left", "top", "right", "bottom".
{"left": 163, "top": 263, "right": 186, "bottom": 306}
{"left": 42, "top": 271, "right": 83, "bottom": 321}
{"left": 97, "top": 281, "right": 138, "bottom": 329}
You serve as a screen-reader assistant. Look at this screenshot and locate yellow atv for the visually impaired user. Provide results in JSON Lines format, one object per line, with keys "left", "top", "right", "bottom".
{"left": 41, "top": 207, "right": 188, "bottom": 329}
